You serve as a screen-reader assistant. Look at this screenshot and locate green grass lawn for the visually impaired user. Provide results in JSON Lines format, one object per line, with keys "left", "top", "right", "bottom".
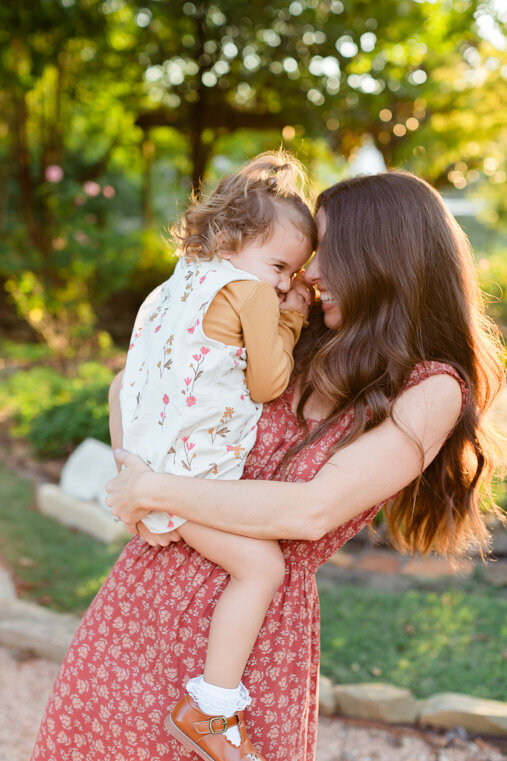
{"left": 0, "top": 463, "right": 127, "bottom": 614}
{"left": 1, "top": 462, "right": 506, "bottom": 701}
{"left": 318, "top": 582, "right": 507, "bottom": 701}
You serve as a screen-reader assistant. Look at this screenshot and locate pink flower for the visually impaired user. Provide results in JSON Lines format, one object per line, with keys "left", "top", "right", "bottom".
{"left": 184, "top": 377, "right": 191, "bottom": 387}
{"left": 155, "top": 325, "right": 161, "bottom": 333}
{"left": 187, "top": 326, "right": 195, "bottom": 334}
{"left": 186, "top": 396, "right": 196, "bottom": 407}
{"left": 226, "top": 445, "right": 235, "bottom": 452}
{"left": 199, "top": 276, "right": 206, "bottom": 284}
{"left": 192, "top": 353, "right": 201, "bottom": 362}
{"left": 236, "top": 348, "right": 243, "bottom": 357}
{"left": 45, "top": 164, "right": 64, "bottom": 183}
{"left": 186, "top": 441, "right": 195, "bottom": 451}
{"left": 162, "top": 394, "right": 169, "bottom": 404}
{"left": 201, "top": 346, "right": 210, "bottom": 354}
{"left": 181, "top": 436, "right": 189, "bottom": 443}
{"left": 240, "top": 394, "right": 245, "bottom": 400}
{"left": 129, "top": 343, "right": 134, "bottom": 350}
{"left": 103, "top": 185, "right": 116, "bottom": 198}
{"left": 83, "top": 181, "right": 101, "bottom": 197}
{"left": 167, "top": 517, "right": 174, "bottom": 529}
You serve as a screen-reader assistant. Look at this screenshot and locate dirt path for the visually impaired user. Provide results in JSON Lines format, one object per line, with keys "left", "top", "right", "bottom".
{"left": 1, "top": 647, "right": 504, "bottom": 761}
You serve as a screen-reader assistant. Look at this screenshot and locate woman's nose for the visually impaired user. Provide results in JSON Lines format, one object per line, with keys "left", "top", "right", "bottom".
{"left": 304, "top": 255, "right": 320, "bottom": 283}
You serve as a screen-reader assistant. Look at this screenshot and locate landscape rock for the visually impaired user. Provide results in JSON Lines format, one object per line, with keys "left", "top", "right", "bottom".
{"left": 401, "top": 556, "right": 475, "bottom": 578}
{"left": 334, "top": 683, "right": 419, "bottom": 724}
{"left": 37, "top": 483, "right": 130, "bottom": 543}
{"left": 0, "top": 599, "right": 80, "bottom": 662}
{"left": 0, "top": 568, "right": 17, "bottom": 600}
{"left": 318, "top": 675, "right": 336, "bottom": 716}
{"left": 59, "top": 437, "right": 117, "bottom": 511}
{"left": 482, "top": 560, "right": 507, "bottom": 586}
{"left": 491, "top": 529, "right": 507, "bottom": 557}
{"left": 419, "top": 692, "right": 507, "bottom": 736}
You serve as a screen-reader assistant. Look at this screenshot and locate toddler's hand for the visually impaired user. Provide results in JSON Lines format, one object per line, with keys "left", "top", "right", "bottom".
{"left": 137, "top": 524, "right": 183, "bottom": 546}
{"left": 279, "top": 273, "right": 314, "bottom": 319}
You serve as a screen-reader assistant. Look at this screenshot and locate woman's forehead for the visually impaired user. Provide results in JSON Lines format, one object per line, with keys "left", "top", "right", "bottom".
{"left": 315, "top": 207, "right": 327, "bottom": 240}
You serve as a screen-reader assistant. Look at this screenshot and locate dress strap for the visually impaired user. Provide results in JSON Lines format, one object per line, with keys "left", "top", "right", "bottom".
{"left": 403, "top": 361, "right": 468, "bottom": 417}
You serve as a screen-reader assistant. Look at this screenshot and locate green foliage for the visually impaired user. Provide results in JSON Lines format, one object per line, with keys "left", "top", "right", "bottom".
{"left": 0, "top": 362, "right": 113, "bottom": 456}
{"left": 0, "top": 0, "right": 506, "bottom": 350}
{"left": 479, "top": 249, "right": 507, "bottom": 333}
{"left": 27, "top": 384, "right": 111, "bottom": 457}
{"left": 0, "top": 339, "right": 53, "bottom": 363}
{"left": 0, "top": 462, "right": 126, "bottom": 613}
{"left": 318, "top": 580, "right": 507, "bottom": 701}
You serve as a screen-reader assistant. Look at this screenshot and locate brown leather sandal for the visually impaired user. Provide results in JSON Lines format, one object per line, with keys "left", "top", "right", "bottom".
{"left": 165, "top": 694, "right": 266, "bottom": 761}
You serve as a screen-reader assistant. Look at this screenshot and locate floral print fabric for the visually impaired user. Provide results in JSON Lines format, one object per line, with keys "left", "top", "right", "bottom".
{"left": 31, "top": 362, "right": 466, "bottom": 761}
{"left": 120, "top": 257, "right": 262, "bottom": 532}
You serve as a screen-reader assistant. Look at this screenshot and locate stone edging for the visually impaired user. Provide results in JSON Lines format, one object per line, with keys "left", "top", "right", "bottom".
{"left": 319, "top": 675, "right": 507, "bottom": 736}
{"left": 1, "top": 570, "right": 506, "bottom": 737}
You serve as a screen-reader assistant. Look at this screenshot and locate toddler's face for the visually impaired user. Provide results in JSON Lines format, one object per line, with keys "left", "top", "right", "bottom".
{"left": 222, "top": 224, "right": 312, "bottom": 299}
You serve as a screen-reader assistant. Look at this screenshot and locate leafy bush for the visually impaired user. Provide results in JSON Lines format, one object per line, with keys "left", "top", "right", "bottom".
{"left": 27, "top": 384, "right": 111, "bottom": 457}
{"left": 0, "top": 361, "right": 114, "bottom": 456}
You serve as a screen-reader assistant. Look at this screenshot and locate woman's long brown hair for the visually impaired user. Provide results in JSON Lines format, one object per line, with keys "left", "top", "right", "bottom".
{"left": 292, "top": 172, "right": 505, "bottom": 558}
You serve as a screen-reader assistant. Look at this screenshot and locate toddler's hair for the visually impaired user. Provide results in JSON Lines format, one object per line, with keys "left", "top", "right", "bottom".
{"left": 174, "top": 150, "right": 317, "bottom": 260}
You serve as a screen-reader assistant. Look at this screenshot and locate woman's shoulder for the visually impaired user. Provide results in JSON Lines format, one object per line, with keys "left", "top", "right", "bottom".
{"left": 393, "top": 361, "right": 467, "bottom": 436}
{"left": 403, "top": 361, "right": 468, "bottom": 413}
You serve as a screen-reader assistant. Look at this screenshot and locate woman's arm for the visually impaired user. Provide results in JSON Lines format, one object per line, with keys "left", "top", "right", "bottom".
{"left": 106, "top": 373, "right": 463, "bottom": 541}
{"left": 109, "top": 370, "right": 124, "bottom": 472}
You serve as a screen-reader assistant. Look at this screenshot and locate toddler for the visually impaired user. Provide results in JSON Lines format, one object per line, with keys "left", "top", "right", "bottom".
{"left": 119, "top": 151, "right": 316, "bottom": 761}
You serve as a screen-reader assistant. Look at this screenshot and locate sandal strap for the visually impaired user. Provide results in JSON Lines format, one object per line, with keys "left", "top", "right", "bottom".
{"left": 193, "top": 714, "right": 240, "bottom": 735}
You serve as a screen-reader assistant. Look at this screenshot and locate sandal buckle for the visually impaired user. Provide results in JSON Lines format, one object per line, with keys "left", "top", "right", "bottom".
{"left": 209, "top": 716, "right": 228, "bottom": 734}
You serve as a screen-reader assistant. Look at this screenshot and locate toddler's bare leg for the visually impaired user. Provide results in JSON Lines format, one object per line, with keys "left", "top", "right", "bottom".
{"left": 178, "top": 522, "right": 285, "bottom": 688}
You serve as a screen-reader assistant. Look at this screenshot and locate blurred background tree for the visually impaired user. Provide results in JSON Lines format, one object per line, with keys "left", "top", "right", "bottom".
{"left": 0, "top": 0, "right": 505, "bottom": 359}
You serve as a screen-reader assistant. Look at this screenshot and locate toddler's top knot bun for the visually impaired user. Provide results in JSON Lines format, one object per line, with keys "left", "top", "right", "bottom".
{"left": 174, "top": 149, "right": 316, "bottom": 260}
{"left": 238, "top": 151, "right": 309, "bottom": 199}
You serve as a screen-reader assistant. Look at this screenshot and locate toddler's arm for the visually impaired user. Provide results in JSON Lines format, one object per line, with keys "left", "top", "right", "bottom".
{"left": 240, "top": 281, "right": 307, "bottom": 403}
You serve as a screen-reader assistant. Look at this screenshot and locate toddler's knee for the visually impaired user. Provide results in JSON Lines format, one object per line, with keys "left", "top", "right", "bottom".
{"left": 251, "top": 543, "right": 286, "bottom": 593}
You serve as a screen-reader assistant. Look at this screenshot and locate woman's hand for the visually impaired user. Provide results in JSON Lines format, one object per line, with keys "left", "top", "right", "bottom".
{"left": 106, "top": 449, "right": 183, "bottom": 547}
{"left": 105, "top": 450, "right": 154, "bottom": 532}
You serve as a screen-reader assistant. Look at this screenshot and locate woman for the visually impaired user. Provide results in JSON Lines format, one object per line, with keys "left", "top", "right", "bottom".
{"left": 31, "top": 172, "right": 504, "bottom": 761}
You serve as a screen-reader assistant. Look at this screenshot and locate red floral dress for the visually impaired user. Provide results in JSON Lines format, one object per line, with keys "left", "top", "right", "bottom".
{"left": 31, "top": 362, "right": 466, "bottom": 761}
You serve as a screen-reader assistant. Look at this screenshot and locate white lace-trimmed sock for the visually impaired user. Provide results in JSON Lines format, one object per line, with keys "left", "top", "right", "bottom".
{"left": 186, "top": 675, "right": 252, "bottom": 747}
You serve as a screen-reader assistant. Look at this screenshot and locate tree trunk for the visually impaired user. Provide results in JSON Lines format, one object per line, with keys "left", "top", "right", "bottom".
{"left": 142, "top": 137, "right": 155, "bottom": 227}
{"left": 190, "top": 118, "right": 210, "bottom": 196}
{"left": 10, "top": 38, "right": 51, "bottom": 257}
{"left": 190, "top": 9, "right": 212, "bottom": 195}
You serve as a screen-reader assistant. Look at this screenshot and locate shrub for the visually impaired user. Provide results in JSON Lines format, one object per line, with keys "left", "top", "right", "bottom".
{"left": 27, "top": 384, "right": 110, "bottom": 457}
{"left": 0, "top": 361, "right": 114, "bottom": 456}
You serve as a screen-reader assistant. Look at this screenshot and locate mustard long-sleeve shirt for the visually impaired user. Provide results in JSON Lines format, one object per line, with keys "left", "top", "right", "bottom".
{"left": 202, "top": 280, "right": 306, "bottom": 404}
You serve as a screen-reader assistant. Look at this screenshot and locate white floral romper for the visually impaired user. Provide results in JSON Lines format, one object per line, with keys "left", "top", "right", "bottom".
{"left": 120, "top": 256, "right": 262, "bottom": 533}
